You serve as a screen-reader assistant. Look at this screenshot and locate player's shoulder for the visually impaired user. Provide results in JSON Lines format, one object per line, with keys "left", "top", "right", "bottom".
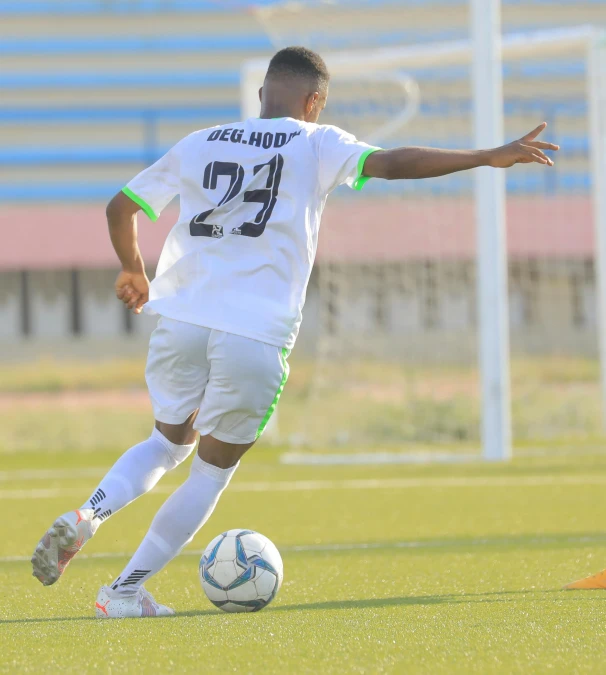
{"left": 310, "top": 123, "right": 357, "bottom": 143}
{"left": 312, "top": 123, "right": 352, "bottom": 134}
{"left": 307, "top": 125, "right": 359, "bottom": 158}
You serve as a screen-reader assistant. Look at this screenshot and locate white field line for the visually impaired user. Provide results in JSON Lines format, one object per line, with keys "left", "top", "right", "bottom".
{"left": 2, "top": 474, "right": 606, "bottom": 500}
{"left": 0, "top": 468, "right": 108, "bottom": 482}
{"left": 3, "top": 444, "right": 606, "bottom": 481}
{"left": 2, "top": 446, "right": 605, "bottom": 483}
{"left": 3, "top": 534, "right": 606, "bottom": 564}
{"left": 282, "top": 448, "right": 606, "bottom": 465}
{"left": 281, "top": 452, "right": 481, "bottom": 466}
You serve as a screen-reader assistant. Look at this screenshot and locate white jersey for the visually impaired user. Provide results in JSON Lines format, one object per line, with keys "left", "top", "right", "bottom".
{"left": 124, "top": 117, "right": 379, "bottom": 349}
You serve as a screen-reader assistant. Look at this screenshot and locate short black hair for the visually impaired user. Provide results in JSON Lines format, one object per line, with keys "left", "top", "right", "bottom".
{"left": 266, "top": 46, "right": 329, "bottom": 92}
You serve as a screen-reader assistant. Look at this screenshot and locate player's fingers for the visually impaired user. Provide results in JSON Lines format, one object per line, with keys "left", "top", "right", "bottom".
{"left": 527, "top": 152, "right": 548, "bottom": 165}
{"left": 520, "top": 144, "right": 552, "bottom": 165}
{"left": 517, "top": 148, "right": 545, "bottom": 164}
{"left": 527, "top": 140, "right": 560, "bottom": 151}
{"left": 522, "top": 122, "right": 547, "bottom": 141}
{"left": 126, "top": 293, "right": 140, "bottom": 310}
{"left": 519, "top": 143, "right": 548, "bottom": 159}
{"left": 134, "top": 294, "right": 148, "bottom": 314}
{"left": 116, "top": 284, "right": 133, "bottom": 300}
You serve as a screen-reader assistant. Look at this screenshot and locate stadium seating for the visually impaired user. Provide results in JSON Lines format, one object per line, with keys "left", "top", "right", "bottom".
{"left": 0, "top": 0, "right": 602, "bottom": 344}
{"left": 0, "top": 0, "right": 603, "bottom": 202}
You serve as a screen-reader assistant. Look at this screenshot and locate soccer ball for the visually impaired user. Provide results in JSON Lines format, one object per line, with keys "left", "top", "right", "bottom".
{"left": 199, "top": 529, "right": 283, "bottom": 613}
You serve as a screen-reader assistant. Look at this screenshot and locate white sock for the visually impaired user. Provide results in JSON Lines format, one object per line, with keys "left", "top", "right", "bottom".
{"left": 111, "top": 454, "right": 238, "bottom": 594}
{"left": 82, "top": 428, "right": 196, "bottom": 524}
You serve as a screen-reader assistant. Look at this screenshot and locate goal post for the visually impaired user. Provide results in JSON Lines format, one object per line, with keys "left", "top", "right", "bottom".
{"left": 471, "top": 0, "right": 510, "bottom": 461}
{"left": 589, "top": 32, "right": 606, "bottom": 430}
{"left": 241, "top": 14, "right": 606, "bottom": 461}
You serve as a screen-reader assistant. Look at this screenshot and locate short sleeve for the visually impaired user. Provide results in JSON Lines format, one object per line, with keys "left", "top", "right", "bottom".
{"left": 317, "top": 125, "right": 381, "bottom": 195}
{"left": 122, "top": 142, "right": 182, "bottom": 222}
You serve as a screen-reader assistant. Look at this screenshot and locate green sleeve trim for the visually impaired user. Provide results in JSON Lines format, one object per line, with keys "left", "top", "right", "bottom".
{"left": 352, "top": 147, "right": 382, "bottom": 191}
{"left": 122, "top": 186, "right": 158, "bottom": 222}
{"left": 255, "top": 348, "right": 290, "bottom": 440}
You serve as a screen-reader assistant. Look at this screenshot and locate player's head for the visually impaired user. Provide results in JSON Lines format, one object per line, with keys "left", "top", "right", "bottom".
{"left": 260, "top": 46, "right": 330, "bottom": 123}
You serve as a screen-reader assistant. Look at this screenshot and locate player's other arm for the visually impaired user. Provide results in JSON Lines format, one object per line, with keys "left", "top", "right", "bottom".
{"left": 106, "top": 191, "right": 150, "bottom": 314}
{"left": 363, "top": 122, "right": 559, "bottom": 181}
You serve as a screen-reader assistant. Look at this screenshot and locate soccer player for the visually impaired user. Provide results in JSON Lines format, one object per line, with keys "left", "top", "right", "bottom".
{"left": 31, "top": 47, "right": 558, "bottom": 618}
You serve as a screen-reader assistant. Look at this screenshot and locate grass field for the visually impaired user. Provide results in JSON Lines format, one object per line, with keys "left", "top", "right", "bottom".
{"left": 3, "top": 445, "right": 606, "bottom": 673}
{"left": 2, "top": 355, "right": 606, "bottom": 673}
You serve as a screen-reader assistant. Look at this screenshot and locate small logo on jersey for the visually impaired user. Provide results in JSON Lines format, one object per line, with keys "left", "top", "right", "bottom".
{"left": 211, "top": 224, "right": 224, "bottom": 238}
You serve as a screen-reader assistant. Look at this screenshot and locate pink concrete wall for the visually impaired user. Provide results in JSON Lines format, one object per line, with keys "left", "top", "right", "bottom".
{"left": 0, "top": 195, "right": 591, "bottom": 270}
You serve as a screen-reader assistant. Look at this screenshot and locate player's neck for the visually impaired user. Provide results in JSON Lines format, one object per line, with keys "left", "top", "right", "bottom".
{"left": 259, "top": 105, "right": 303, "bottom": 121}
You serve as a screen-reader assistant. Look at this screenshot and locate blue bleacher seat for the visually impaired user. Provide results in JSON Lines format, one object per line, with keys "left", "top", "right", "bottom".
{"left": 0, "top": 60, "right": 589, "bottom": 91}
{"left": 0, "top": 96, "right": 585, "bottom": 199}
{"left": 1, "top": 0, "right": 599, "bottom": 202}
{"left": 0, "top": 26, "right": 596, "bottom": 55}
{"left": 1, "top": 0, "right": 605, "bottom": 15}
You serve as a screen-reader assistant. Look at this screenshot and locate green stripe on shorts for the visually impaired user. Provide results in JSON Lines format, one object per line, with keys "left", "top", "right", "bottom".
{"left": 255, "top": 347, "right": 290, "bottom": 440}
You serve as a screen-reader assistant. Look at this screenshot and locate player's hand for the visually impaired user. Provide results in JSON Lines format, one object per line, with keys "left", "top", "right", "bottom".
{"left": 115, "top": 270, "right": 150, "bottom": 314}
{"left": 487, "top": 122, "right": 559, "bottom": 169}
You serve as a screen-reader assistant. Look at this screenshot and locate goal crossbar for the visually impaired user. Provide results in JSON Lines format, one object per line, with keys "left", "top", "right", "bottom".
{"left": 241, "top": 26, "right": 601, "bottom": 118}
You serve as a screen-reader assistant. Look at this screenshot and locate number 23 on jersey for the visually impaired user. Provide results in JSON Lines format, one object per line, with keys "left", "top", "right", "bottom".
{"left": 189, "top": 153, "right": 284, "bottom": 239}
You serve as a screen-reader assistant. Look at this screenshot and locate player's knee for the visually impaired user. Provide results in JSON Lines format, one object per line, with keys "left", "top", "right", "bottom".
{"left": 197, "top": 435, "right": 253, "bottom": 469}
{"left": 155, "top": 412, "right": 198, "bottom": 446}
{"left": 152, "top": 427, "right": 198, "bottom": 467}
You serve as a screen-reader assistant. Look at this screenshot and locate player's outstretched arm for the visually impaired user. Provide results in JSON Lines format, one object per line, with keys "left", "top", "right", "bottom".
{"left": 363, "top": 122, "right": 559, "bottom": 181}
{"left": 106, "top": 191, "right": 150, "bottom": 314}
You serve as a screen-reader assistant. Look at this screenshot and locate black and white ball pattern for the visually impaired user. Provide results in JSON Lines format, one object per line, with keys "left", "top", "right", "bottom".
{"left": 199, "top": 529, "right": 283, "bottom": 613}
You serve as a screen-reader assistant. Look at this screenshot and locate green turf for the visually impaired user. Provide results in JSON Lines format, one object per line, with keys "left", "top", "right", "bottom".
{"left": 3, "top": 447, "right": 606, "bottom": 673}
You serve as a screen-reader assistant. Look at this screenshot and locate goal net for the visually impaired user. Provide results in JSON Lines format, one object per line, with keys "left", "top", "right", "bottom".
{"left": 243, "top": 3, "right": 606, "bottom": 461}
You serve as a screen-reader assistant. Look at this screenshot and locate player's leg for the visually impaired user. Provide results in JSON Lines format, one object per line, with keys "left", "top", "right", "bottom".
{"left": 80, "top": 414, "right": 199, "bottom": 524}
{"left": 96, "top": 331, "right": 289, "bottom": 618}
{"left": 31, "top": 416, "right": 199, "bottom": 587}
{"left": 96, "top": 434, "right": 250, "bottom": 618}
{"left": 32, "top": 317, "right": 210, "bottom": 586}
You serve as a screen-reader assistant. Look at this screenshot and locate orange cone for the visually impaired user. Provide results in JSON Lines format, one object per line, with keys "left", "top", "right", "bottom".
{"left": 563, "top": 569, "right": 606, "bottom": 590}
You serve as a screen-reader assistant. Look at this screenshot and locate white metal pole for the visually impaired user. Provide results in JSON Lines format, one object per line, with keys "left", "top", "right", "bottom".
{"left": 588, "top": 32, "right": 606, "bottom": 430}
{"left": 240, "top": 61, "right": 267, "bottom": 119}
{"left": 471, "top": 0, "right": 512, "bottom": 460}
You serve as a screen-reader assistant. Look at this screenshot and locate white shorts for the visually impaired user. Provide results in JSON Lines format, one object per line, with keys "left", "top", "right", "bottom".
{"left": 146, "top": 317, "right": 289, "bottom": 444}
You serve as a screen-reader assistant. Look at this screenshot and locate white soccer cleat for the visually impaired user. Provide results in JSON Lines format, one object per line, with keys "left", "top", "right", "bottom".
{"left": 31, "top": 508, "right": 97, "bottom": 586}
{"left": 95, "top": 585, "right": 175, "bottom": 619}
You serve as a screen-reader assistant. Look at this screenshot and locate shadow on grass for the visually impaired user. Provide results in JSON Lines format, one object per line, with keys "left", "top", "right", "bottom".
{"left": 3, "top": 589, "right": 603, "bottom": 624}
{"left": 177, "top": 588, "right": 602, "bottom": 617}
{"left": 257, "top": 590, "right": 563, "bottom": 613}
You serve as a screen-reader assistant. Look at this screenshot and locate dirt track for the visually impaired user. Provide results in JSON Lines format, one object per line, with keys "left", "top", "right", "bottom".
{"left": 0, "top": 390, "right": 151, "bottom": 410}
